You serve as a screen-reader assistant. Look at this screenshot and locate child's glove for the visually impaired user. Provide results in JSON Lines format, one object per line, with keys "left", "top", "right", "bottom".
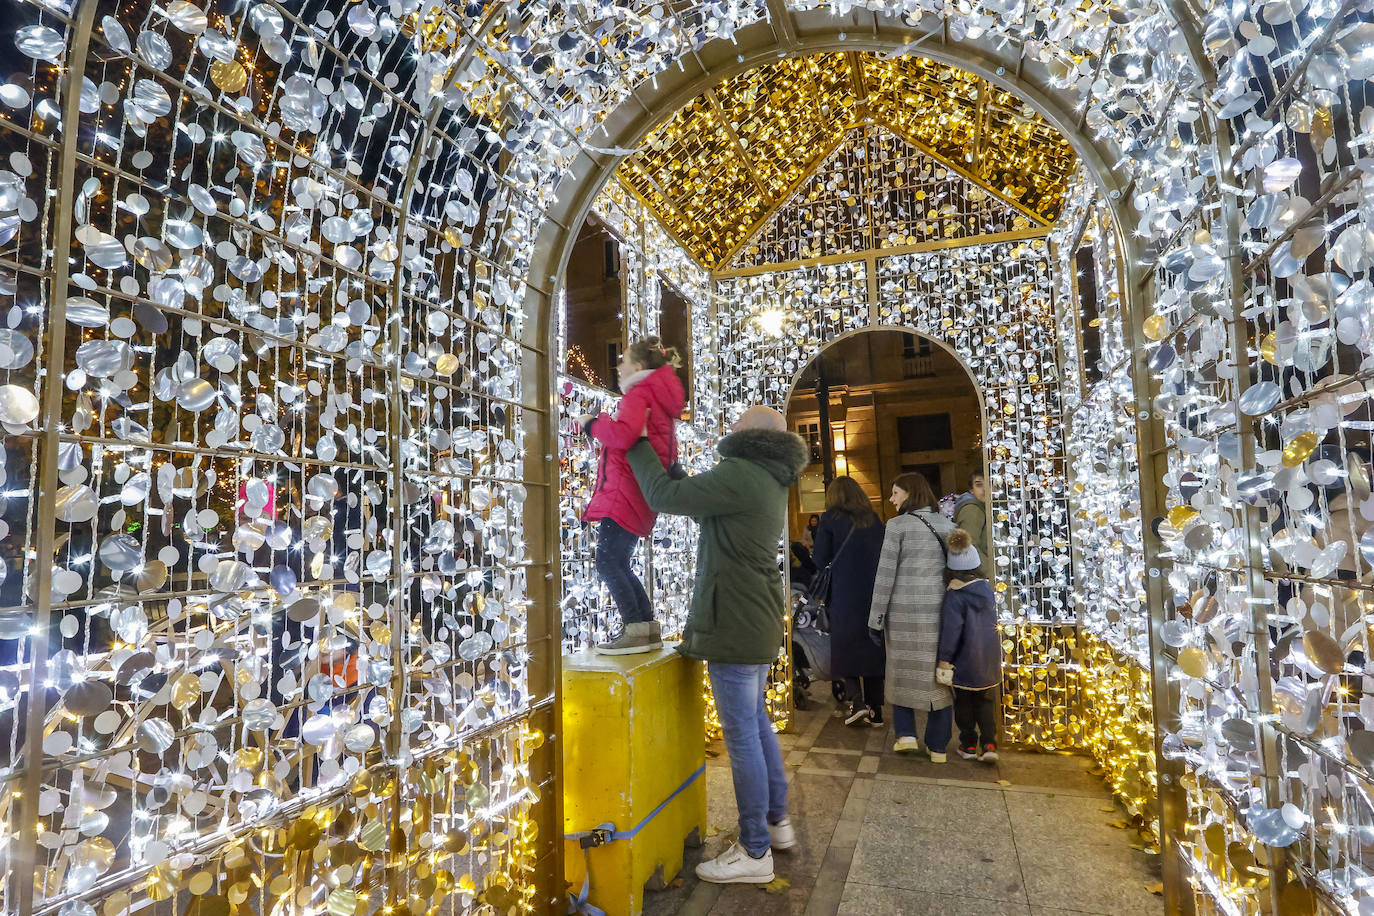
{"left": 936, "top": 663, "right": 954, "bottom": 686}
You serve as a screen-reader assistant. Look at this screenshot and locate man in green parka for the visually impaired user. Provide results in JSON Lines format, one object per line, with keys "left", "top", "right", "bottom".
{"left": 627, "top": 405, "right": 810, "bottom": 886}
{"left": 952, "top": 469, "right": 992, "bottom": 579}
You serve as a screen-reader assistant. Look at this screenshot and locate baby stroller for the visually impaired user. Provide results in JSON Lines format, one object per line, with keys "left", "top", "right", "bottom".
{"left": 790, "top": 585, "right": 845, "bottom": 710}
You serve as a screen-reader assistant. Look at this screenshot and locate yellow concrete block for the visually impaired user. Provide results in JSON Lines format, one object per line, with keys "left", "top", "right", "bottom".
{"left": 563, "top": 647, "right": 706, "bottom": 916}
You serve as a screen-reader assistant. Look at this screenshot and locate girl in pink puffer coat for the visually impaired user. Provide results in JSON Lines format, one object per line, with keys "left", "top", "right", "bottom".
{"left": 578, "top": 336, "right": 687, "bottom": 654}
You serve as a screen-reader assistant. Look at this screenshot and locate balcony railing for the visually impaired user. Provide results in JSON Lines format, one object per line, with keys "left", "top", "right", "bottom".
{"left": 903, "top": 354, "right": 937, "bottom": 378}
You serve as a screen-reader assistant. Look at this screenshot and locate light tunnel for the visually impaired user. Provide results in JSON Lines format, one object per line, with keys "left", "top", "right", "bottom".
{"left": 0, "top": 0, "right": 1372, "bottom": 914}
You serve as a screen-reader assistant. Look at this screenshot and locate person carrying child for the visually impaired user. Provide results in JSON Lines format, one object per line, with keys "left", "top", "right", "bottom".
{"left": 578, "top": 336, "right": 686, "bottom": 655}
{"left": 935, "top": 528, "right": 1001, "bottom": 762}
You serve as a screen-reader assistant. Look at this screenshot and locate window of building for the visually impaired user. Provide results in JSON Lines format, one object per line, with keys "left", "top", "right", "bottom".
{"left": 604, "top": 238, "right": 620, "bottom": 278}
{"left": 1076, "top": 245, "right": 1103, "bottom": 390}
{"left": 896, "top": 413, "right": 953, "bottom": 452}
{"left": 901, "top": 334, "right": 933, "bottom": 359}
{"left": 562, "top": 213, "right": 624, "bottom": 388}
{"left": 606, "top": 341, "right": 623, "bottom": 392}
{"left": 796, "top": 421, "right": 822, "bottom": 463}
{"left": 902, "top": 334, "right": 936, "bottom": 378}
{"left": 658, "top": 280, "right": 692, "bottom": 415}
{"left": 899, "top": 463, "right": 943, "bottom": 496}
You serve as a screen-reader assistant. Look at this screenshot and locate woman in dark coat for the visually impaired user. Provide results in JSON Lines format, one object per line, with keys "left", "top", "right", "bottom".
{"left": 812, "top": 476, "right": 887, "bottom": 726}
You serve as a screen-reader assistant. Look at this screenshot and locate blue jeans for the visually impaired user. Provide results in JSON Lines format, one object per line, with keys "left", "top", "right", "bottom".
{"left": 595, "top": 519, "right": 652, "bottom": 624}
{"left": 893, "top": 703, "right": 953, "bottom": 755}
{"left": 708, "top": 662, "right": 788, "bottom": 857}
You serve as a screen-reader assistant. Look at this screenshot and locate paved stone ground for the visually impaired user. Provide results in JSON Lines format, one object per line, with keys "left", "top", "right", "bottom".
{"left": 642, "top": 693, "right": 1162, "bottom": 916}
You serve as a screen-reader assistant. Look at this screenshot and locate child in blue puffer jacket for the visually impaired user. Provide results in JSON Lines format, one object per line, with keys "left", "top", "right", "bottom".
{"left": 935, "top": 528, "right": 1001, "bottom": 763}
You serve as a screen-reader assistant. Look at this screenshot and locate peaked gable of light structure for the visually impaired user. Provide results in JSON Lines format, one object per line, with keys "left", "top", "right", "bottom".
{"left": 613, "top": 52, "right": 1076, "bottom": 270}
{"left": 719, "top": 123, "right": 1047, "bottom": 275}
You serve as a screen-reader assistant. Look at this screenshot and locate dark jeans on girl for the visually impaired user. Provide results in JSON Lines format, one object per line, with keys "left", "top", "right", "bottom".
{"left": 595, "top": 518, "right": 653, "bottom": 624}
{"left": 954, "top": 687, "right": 998, "bottom": 748}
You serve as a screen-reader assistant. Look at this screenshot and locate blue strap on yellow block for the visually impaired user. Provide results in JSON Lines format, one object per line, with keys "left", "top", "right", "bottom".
{"left": 566, "top": 763, "right": 706, "bottom": 915}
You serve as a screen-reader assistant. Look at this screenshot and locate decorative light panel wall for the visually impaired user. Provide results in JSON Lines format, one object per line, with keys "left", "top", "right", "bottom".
{"left": 875, "top": 241, "right": 1081, "bottom": 747}
{"left": 6, "top": 0, "right": 1374, "bottom": 909}
{"left": 874, "top": 241, "right": 1071, "bottom": 624}
{"left": 857, "top": 55, "right": 1075, "bottom": 222}
{"left": 1060, "top": 194, "right": 1150, "bottom": 663}
{"left": 555, "top": 185, "right": 789, "bottom": 729}
{"left": 1054, "top": 185, "right": 1159, "bottom": 836}
{"left": 0, "top": 0, "right": 564, "bottom": 912}
{"left": 589, "top": 178, "right": 713, "bottom": 399}
{"left": 713, "top": 261, "right": 872, "bottom": 413}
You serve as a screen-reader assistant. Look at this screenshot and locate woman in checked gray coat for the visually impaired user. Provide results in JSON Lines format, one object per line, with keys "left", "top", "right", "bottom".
{"left": 868, "top": 472, "right": 957, "bottom": 761}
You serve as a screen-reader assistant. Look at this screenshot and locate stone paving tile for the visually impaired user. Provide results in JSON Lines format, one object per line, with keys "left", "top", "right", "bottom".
{"left": 778, "top": 773, "right": 856, "bottom": 874}
{"left": 1017, "top": 841, "right": 1160, "bottom": 914}
{"left": 812, "top": 715, "right": 878, "bottom": 751}
{"left": 849, "top": 822, "right": 1027, "bottom": 902}
{"left": 860, "top": 779, "right": 1013, "bottom": 843}
{"left": 1004, "top": 791, "right": 1134, "bottom": 850}
{"left": 805, "top": 751, "right": 865, "bottom": 773}
{"left": 994, "top": 752, "right": 1105, "bottom": 793}
{"left": 839, "top": 883, "right": 1033, "bottom": 916}
{"left": 707, "top": 882, "right": 813, "bottom": 915}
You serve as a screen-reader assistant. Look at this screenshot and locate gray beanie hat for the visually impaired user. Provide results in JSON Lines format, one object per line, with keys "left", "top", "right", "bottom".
{"left": 946, "top": 528, "right": 982, "bottom": 572}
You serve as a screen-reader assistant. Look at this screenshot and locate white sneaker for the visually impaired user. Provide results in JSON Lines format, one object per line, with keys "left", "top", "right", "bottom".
{"left": 695, "top": 842, "right": 774, "bottom": 884}
{"left": 893, "top": 736, "right": 920, "bottom": 754}
{"left": 844, "top": 705, "right": 872, "bottom": 726}
{"left": 769, "top": 818, "right": 797, "bottom": 851}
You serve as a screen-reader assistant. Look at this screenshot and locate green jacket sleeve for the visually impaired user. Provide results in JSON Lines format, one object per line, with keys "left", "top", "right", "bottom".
{"left": 627, "top": 439, "right": 741, "bottom": 519}
{"left": 954, "top": 501, "right": 988, "bottom": 558}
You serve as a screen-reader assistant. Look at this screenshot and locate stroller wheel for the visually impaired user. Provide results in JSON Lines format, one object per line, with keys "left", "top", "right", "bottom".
{"left": 831, "top": 681, "right": 847, "bottom": 704}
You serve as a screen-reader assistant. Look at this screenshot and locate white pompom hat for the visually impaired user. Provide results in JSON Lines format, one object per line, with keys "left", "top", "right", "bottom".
{"left": 946, "top": 528, "right": 982, "bottom": 571}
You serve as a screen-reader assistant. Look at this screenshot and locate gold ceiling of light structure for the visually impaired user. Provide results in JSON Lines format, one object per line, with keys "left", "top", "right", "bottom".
{"left": 616, "top": 52, "right": 1078, "bottom": 268}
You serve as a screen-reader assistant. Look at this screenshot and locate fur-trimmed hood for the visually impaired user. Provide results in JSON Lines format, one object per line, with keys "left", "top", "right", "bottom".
{"left": 717, "top": 428, "right": 810, "bottom": 487}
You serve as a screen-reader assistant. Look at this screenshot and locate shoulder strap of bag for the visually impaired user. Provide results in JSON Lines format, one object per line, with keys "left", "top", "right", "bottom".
{"left": 909, "top": 511, "right": 948, "bottom": 562}
{"left": 807, "top": 522, "right": 857, "bottom": 598}
{"left": 828, "top": 523, "right": 857, "bottom": 565}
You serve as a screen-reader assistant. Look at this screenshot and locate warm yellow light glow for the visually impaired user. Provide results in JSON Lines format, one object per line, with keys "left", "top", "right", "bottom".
{"left": 617, "top": 52, "right": 1075, "bottom": 266}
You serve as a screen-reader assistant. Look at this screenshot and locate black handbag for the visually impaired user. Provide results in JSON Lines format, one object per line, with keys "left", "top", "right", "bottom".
{"left": 800, "top": 524, "right": 856, "bottom": 633}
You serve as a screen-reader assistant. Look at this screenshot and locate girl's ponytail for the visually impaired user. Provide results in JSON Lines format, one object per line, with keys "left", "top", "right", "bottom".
{"left": 626, "top": 335, "right": 682, "bottom": 370}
